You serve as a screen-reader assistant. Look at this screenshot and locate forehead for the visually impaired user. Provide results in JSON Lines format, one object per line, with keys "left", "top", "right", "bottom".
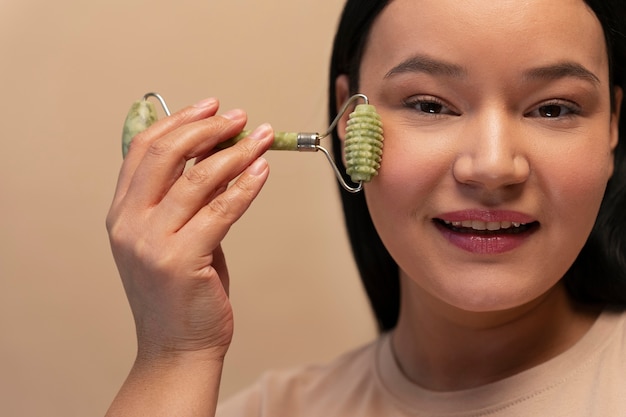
{"left": 361, "top": 0, "right": 608, "bottom": 83}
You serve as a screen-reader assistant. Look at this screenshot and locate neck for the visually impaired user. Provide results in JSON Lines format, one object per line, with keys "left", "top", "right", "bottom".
{"left": 392, "top": 276, "right": 601, "bottom": 391}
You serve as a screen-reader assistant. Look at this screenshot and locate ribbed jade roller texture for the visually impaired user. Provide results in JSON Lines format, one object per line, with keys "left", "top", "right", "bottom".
{"left": 344, "top": 104, "right": 384, "bottom": 183}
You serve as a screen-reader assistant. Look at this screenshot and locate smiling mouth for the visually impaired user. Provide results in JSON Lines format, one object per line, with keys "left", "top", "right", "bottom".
{"left": 434, "top": 219, "right": 540, "bottom": 235}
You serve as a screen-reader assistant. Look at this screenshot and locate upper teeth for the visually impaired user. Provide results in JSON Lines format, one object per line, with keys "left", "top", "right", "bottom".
{"left": 443, "top": 220, "right": 524, "bottom": 231}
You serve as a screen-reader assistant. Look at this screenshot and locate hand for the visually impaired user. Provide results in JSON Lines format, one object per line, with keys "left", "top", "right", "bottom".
{"left": 106, "top": 97, "right": 273, "bottom": 362}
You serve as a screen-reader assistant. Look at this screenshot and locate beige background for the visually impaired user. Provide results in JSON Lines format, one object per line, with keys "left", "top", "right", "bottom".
{"left": 0, "top": 1, "right": 377, "bottom": 416}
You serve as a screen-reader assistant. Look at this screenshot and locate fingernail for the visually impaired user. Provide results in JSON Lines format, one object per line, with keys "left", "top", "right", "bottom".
{"left": 221, "top": 109, "right": 246, "bottom": 121}
{"left": 248, "top": 123, "right": 272, "bottom": 140}
{"left": 192, "top": 97, "right": 218, "bottom": 108}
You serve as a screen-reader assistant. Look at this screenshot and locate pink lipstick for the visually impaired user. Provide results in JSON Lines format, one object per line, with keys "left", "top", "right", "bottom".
{"left": 434, "top": 210, "right": 539, "bottom": 254}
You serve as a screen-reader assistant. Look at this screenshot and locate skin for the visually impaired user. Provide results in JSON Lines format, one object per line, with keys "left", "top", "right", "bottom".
{"left": 337, "top": 0, "right": 621, "bottom": 390}
{"left": 106, "top": 98, "right": 274, "bottom": 416}
{"left": 106, "top": 0, "right": 623, "bottom": 414}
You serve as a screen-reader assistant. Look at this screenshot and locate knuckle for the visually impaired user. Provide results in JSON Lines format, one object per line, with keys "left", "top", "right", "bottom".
{"left": 106, "top": 210, "right": 149, "bottom": 258}
{"left": 183, "top": 165, "right": 212, "bottom": 185}
{"left": 234, "top": 138, "right": 259, "bottom": 158}
{"left": 106, "top": 217, "right": 133, "bottom": 254}
{"left": 147, "top": 138, "right": 175, "bottom": 157}
{"left": 105, "top": 210, "right": 125, "bottom": 243}
{"left": 207, "top": 194, "right": 235, "bottom": 220}
{"left": 125, "top": 130, "right": 151, "bottom": 154}
{"left": 128, "top": 122, "right": 161, "bottom": 147}
{"left": 232, "top": 174, "right": 257, "bottom": 199}
{"left": 105, "top": 211, "right": 116, "bottom": 234}
{"left": 204, "top": 177, "right": 257, "bottom": 222}
{"left": 105, "top": 210, "right": 180, "bottom": 278}
{"left": 168, "top": 110, "right": 190, "bottom": 127}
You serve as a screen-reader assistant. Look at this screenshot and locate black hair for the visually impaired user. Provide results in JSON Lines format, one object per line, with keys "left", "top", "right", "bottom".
{"left": 328, "top": 0, "right": 626, "bottom": 332}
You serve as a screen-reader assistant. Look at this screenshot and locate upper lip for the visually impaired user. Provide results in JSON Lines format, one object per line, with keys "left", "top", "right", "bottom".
{"left": 435, "top": 210, "right": 538, "bottom": 230}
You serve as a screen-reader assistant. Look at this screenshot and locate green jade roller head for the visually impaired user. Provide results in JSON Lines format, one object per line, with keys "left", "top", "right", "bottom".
{"left": 121, "top": 92, "right": 383, "bottom": 193}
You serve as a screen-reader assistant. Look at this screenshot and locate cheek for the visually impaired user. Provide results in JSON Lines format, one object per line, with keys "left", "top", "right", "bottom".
{"left": 541, "top": 141, "right": 612, "bottom": 226}
{"left": 363, "top": 125, "right": 453, "bottom": 229}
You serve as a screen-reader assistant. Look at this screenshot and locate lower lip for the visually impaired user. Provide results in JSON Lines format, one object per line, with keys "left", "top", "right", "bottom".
{"left": 434, "top": 222, "right": 535, "bottom": 255}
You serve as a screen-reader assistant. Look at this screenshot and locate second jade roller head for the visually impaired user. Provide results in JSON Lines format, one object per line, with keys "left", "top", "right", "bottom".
{"left": 121, "top": 92, "right": 384, "bottom": 193}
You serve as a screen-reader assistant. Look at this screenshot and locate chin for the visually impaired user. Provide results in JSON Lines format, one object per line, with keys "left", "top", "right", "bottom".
{"left": 420, "top": 271, "right": 562, "bottom": 315}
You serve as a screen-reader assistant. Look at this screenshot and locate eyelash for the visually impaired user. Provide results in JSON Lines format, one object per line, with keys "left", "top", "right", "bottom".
{"left": 525, "top": 99, "right": 582, "bottom": 119}
{"left": 402, "top": 95, "right": 459, "bottom": 117}
{"left": 403, "top": 96, "right": 582, "bottom": 119}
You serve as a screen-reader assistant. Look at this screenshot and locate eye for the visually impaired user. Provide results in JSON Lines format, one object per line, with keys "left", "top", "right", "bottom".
{"left": 403, "top": 95, "right": 459, "bottom": 116}
{"left": 526, "top": 100, "right": 581, "bottom": 119}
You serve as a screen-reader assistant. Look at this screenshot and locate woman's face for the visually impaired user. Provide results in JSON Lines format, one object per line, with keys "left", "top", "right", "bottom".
{"left": 342, "top": 0, "right": 621, "bottom": 312}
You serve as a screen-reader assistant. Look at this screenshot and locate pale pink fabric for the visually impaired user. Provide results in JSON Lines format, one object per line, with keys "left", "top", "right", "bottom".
{"left": 218, "top": 309, "right": 626, "bottom": 416}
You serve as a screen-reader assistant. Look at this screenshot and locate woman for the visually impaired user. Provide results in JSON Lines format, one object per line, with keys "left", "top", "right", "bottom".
{"left": 105, "top": 0, "right": 626, "bottom": 415}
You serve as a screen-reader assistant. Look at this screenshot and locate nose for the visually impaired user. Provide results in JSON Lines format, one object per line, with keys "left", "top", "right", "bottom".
{"left": 452, "top": 112, "right": 530, "bottom": 191}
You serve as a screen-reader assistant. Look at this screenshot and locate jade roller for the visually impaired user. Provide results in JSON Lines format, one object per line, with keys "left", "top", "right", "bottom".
{"left": 121, "top": 92, "right": 384, "bottom": 193}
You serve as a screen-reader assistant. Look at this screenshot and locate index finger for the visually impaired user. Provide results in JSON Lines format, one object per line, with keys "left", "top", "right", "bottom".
{"left": 112, "top": 98, "right": 220, "bottom": 206}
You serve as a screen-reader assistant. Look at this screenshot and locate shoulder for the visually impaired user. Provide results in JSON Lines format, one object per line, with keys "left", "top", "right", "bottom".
{"left": 263, "top": 337, "right": 381, "bottom": 390}
{"left": 595, "top": 306, "right": 626, "bottom": 362}
{"left": 217, "top": 336, "right": 385, "bottom": 417}
{"left": 592, "top": 305, "right": 626, "bottom": 353}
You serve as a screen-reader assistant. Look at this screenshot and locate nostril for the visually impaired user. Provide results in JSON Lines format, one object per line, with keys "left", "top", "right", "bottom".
{"left": 452, "top": 153, "right": 530, "bottom": 189}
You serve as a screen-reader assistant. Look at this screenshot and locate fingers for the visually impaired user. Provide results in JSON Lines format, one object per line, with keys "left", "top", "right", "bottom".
{"left": 112, "top": 98, "right": 221, "bottom": 207}
{"left": 181, "top": 155, "right": 270, "bottom": 245}
{"left": 121, "top": 108, "right": 250, "bottom": 213}
{"left": 156, "top": 124, "right": 274, "bottom": 232}
{"left": 107, "top": 96, "right": 275, "bottom": 257}
{"left": 105, "top": 97, "right": 272, "bottom": 361}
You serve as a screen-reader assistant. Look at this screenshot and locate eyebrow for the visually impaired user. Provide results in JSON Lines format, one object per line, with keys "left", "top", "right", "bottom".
{"left": 384, "top": 54, "right": 467, "bottom": 79}
{"left": 384, "top": 55, "right": 601, "bottom": 87}
{"left": 523, "top": 62, "right": 601, "bottom": 85}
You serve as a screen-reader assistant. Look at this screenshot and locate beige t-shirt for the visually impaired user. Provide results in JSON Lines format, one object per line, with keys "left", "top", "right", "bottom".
{"left": 217, "top": 308, "right": 626, "bottom": 416}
